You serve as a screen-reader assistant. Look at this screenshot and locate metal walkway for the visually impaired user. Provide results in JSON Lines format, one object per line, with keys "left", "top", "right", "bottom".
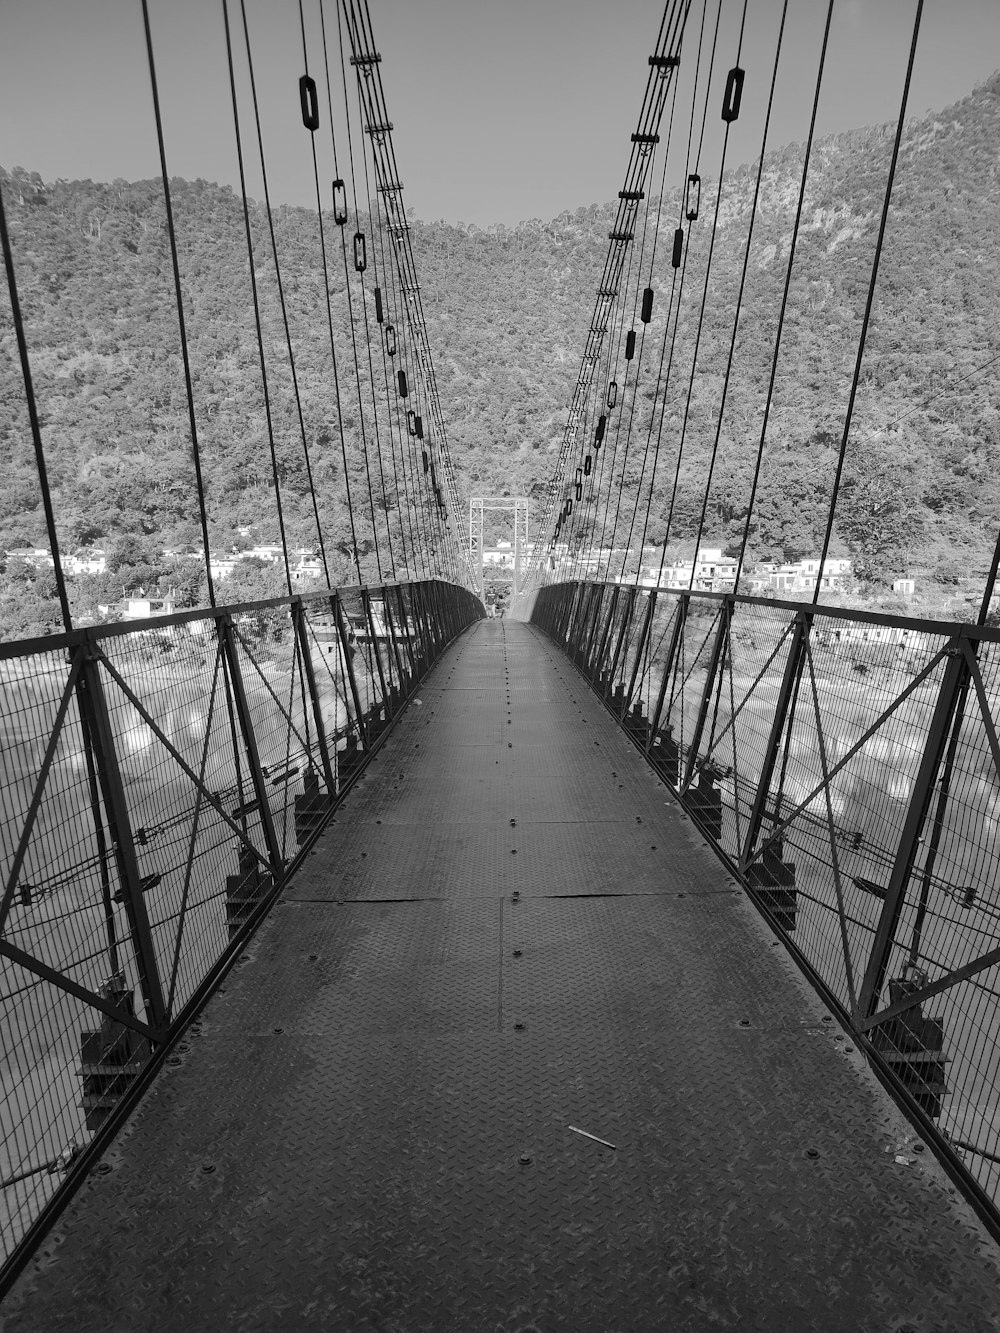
{"left": 6, "top": 622, "right": 1000, "bottom": 1331}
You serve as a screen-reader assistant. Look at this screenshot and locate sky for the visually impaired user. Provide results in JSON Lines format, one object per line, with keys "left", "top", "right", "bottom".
{"left": 1, "top": 0, "right": 999, "bottom": 228}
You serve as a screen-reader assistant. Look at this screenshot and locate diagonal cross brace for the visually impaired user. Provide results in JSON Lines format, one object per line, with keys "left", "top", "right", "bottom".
{"left": 0, "top": 938, "right": 162, "bottom": 1042}
{"left": 93, "top": 649, "right": 271, "bottom": 873}
{"left": 0, "top": 656, "right": 82, "bottom": 936}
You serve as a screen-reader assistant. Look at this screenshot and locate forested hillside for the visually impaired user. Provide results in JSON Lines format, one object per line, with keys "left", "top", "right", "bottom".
{"left": 1, "top": 72, "right": 998, "bottom": 635}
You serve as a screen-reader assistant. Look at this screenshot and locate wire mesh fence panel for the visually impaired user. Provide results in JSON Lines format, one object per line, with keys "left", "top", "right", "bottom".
{"left": 0, "top": 646, "right": 129, "bottom": 1258}
{"left": 640, "top": 594, "right": 684, "bottom": 731}
{"left": 93, "top": 623, "right": 256, "bottom": 1009}
{"left": 861, "top": 633, "right": 1000, "bottom": 1198}
{"left": 592, "top": 586, "right": 625, "bottom": 681}
{"left": 384, "top": 585, "right": 417, "bottom": 689}
{"left": 398, "top": 583, "right": 430, "bottom": 673}
{"left": 338, "top": 587, "right": 386, "bottom": 726}
{"left": 604, "top": 588, "right": 643, "bottom": 713}
{"left": 710, "top": 599, "right": 799, "bottom": 861}
{"left": 0, "top": 579, "right": 479, "bottom": 1271}
{"left": 779, "top": 624, "right": 955, "bottom": 1011}
{"left": 533, "top": 583, "right": 1000, "bottom": 1219}
{"left": 659, "top": 596, "right": 724, "bottom": 806}
{"left": 227, "top": 607, "right": 330, "bottom": 871}
{"left": 298, "top": 597, "right": 352, "bottom": 804}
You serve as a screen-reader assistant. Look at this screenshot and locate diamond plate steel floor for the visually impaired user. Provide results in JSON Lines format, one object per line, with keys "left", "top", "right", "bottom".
{"left": 7, "top": 621, "right": 1000, "bottom": 1331}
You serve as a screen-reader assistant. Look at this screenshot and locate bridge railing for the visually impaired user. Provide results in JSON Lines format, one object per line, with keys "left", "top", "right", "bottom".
{"left": 533, "top": 580, "right": 1000, "bottom": 1225}
{"left": 0, "top": 579, "right": 481, "bottom": 1270}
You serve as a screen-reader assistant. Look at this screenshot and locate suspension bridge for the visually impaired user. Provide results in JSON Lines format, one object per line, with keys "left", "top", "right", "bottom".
{"left": 2, "top": 0, "right": 1000, "bottom": 1327}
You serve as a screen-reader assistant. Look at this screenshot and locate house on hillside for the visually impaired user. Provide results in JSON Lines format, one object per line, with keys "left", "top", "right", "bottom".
{"left": 67, "top": 549, "right": 107, "bottom": 576}
{"left": 4, "top": 547, "right": 55, "bottom": 569}
{"left": 769, "top": 558, "right": 852, "bottom": 595}
{"left": 95, "top": 590, "right": 181, "bottom": 635}
{"left": 122, "top": 592, "right": 177, "bottom": 619}
{"left": 209, "top": 552, "right": 240, "bottom": 580}
{"left": 644, "top": 547, "right": 738, "bottom": 593}
{"left": 484, "top": 540, "right": 514, "bottom": 568}
{"left": 291, "top": 554, "right": 324, "bottom": 588}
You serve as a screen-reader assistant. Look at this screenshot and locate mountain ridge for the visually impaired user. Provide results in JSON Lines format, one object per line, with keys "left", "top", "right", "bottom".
{"left": 1, "top": 71, "right": 998, "bottom": 634}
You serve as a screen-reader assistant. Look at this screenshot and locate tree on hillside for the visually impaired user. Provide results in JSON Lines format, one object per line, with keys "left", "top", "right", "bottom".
{"left": 836, "top": 441, "right": 923, "bottom": 587}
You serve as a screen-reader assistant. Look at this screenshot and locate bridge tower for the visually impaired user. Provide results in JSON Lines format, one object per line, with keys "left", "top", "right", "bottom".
{"left": 469, "top": 497, "right": 531, "bottom": 597}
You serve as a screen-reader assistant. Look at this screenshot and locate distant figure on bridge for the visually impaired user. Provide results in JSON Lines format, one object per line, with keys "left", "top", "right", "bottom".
{"left": 485, "top": 591, "right": 496, "bottom": 619}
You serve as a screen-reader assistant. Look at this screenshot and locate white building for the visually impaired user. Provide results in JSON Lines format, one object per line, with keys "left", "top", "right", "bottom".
{"left": 769, "top": 558, "right": 851, "bottom": 595}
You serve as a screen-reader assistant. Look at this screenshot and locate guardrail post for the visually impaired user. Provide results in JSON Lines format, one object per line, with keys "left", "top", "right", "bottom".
{"left": 219, "top": 614, "right": 284, "bottom": 877}
{"left": 422, "top": 582, "right": 442, "bottom": 657}
{"left": 333, "top": 594, "right": 369, "bottom": 748}
{"left": 381, "top": 593, "right": 405, "bottom": 714}
{"left": 591, "top": 587, "right": 621, "bottom": 688}
{"left": 647, "top": 592, "right": 688, "bottom": 751}
{"left": 739, "top": 610, "right": 809, "bottom": 867}
{"left": 387, "top": 586, "right": 417, "bottom": 684}
{"left": 406, "top": 584, "right": 430, "bottom": 674}
{"left": 856, "top": 641, "right": 969, "bottom": 1021}
{"left": 75, "top": 643, "right": 168, "bottom": 1034}
{"left": 625, "top": 590, "right": 657, "bottom": 714}
{"left": 363, "top": 588, "right": 390, "bottom": 712}
{"left": 562, "top": 583, "right": 582, "bottom": 646}
{"left": 683, "top": 597, "right": 733, "bottom": 788}
{"left": 585, "top": 584, "right": 610, "bottom": 673}
{"left": 292, "top": 600, "right": 336, "bottom": 796}
{"left": 605, "top": 587, "right": 636, "bottom": 705}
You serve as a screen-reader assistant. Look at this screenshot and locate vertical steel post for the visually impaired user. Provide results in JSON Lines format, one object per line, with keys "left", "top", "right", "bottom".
{"left": 557, "top": 583, "right": 574, "bottom": 642}
{"left": 333, "top": 594, "right": 368, "bottom": 746}
{"left": 908, "top": 644, "right": 980, "bottom": 967}
{"left": 583, "top": 584, "right": 607, "bottom": 671}
{"left": 856, "top": 642, "right": 969, "bottom": 1021}
{"left": 75, "top": 645, "right": 168, "bottom": 1033}
{"left": 411, "top": 582, "right": 434, "bottom": 668}
{"left": 219, "top": 615, "right": 285, "bottom": 875}
{"left": 565, "top": 583, "right": 587, "bottom": 649}
{"left": 421, "top": 582, "right": 442, "bottom": 657}
{"left": 292, "top": 600, "right": 337, "bottom": 796}
{"left": 647, "top": 592, "right": 688, "bottom": 750}
{"left": 382, "top": 591, "right": 407, "bottom": 706}
{"left": 389, "top": 585, "right": 417, "bottom": 681}
{"left": 363, "top": 588, "right": 390, "bottom": 707}
{"left": 470, "top": 498, "right": 484, "bottom": 595}
{"left": 605, "top": 587, "right": 636, "bottom": 699}
{"left": 591, "top": 587, "right": 621, "bottom": 685}
{"left": 625, "top": 590, "right": 657, "bottom": 711}
{"left": 683, "top": 597, "right": 733, "bottom": 787}
{"left": 514, "top": 497, "right": 528, "bottom": 597}
{"left": 739, "top": 611, "right": 809, "bottom": 866}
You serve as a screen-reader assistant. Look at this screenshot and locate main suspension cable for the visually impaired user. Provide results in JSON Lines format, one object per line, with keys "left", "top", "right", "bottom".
{"left": 635, "top": 0, "right": 712, "bottom": 587}
{"left": 620, "top": 65, "right": 684, "bottom": 579}
{"left": 530, "top": 0, "right": 691, "bottom": 582}
{"left": 350, "top": 45, "right": 406, "bottom": 580}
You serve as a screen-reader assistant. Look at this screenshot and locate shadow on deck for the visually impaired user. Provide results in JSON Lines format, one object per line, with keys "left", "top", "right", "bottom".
{"left": 5, "top": 622, "right": 1000, "bottom": 1331}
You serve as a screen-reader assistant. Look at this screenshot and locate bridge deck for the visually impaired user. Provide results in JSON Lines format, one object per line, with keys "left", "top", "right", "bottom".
{"left": 7, "top": 621, "right": 1000, "bottom": 1331}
